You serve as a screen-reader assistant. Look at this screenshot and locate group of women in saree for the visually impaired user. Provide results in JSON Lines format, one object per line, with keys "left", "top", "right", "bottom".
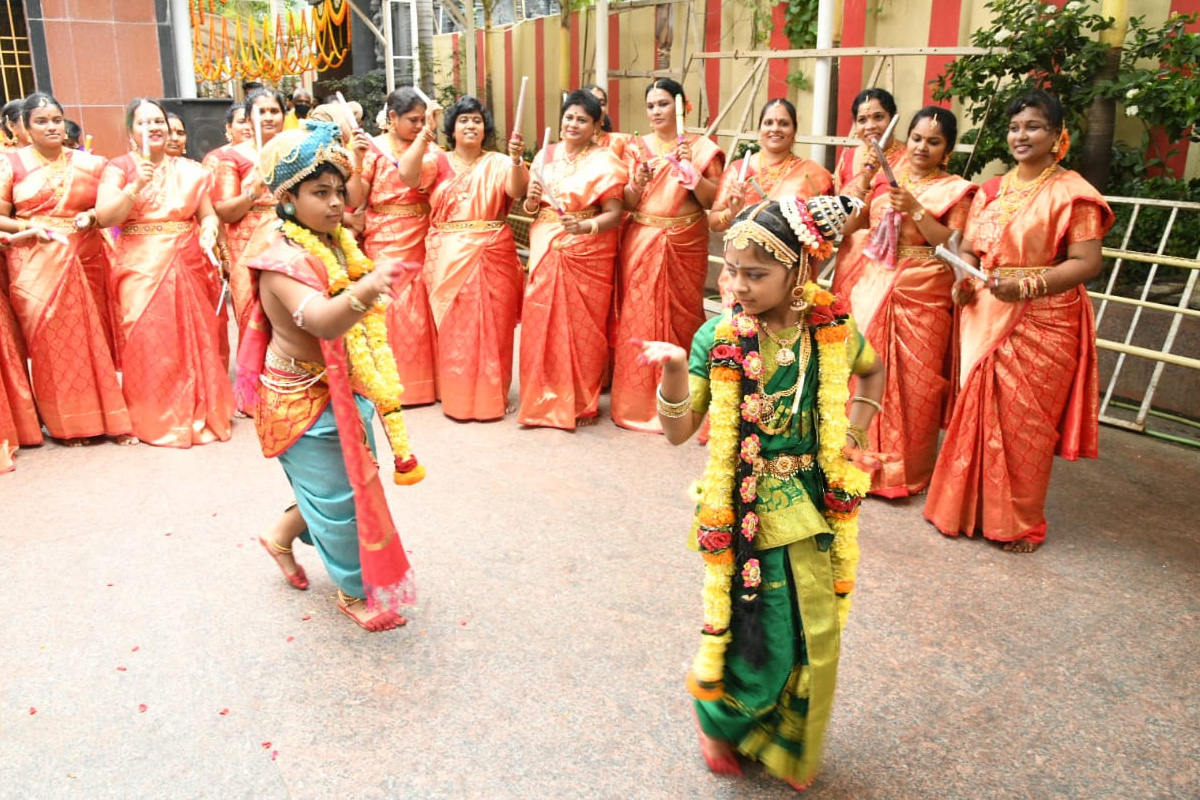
{"left": 822, "top": 87, "right": 1111, "bottom": 554}
{"left": 0, "top": 91, "right": 233, "bottom": 473}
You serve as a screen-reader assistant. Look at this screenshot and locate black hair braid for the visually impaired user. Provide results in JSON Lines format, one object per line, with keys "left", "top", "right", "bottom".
{"left": 732, "top": 303, "right": 767, "bottom": 668}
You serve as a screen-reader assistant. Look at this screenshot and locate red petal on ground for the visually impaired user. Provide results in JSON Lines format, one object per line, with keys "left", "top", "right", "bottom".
{"left": 285, "top": 636, "right": 295, "bottom": 642}
{"left": 219, "top": 708, "right": 229, "bottom": 715}
{"left": 270, "top": 750, "right": 278, "bottom": 761}
{"left": 460, "top": 621, "right": 467, "bottom": 626}
{"left": 28, "top": 707, "right": 36, "bottom": 715}
{"left": 106, "top": 583, "right": 114, "bottom": 587}
{"left": 261, "top": 742, "right": 272, "bottom": 749}
{"left": 301, "top": 615, "right": 311, "bottom": 621}
{"left": 116, "top": 667, "right": 127, "bottom": 672}
{"left": 137, "top": 704, "right": 147, "bottom": 713}
{"left": 131, "top": 646, "right": 140, "bottom": 652}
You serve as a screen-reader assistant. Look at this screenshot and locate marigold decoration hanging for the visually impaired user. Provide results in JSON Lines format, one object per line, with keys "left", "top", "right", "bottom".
{"left": 685, "top": 195, "right": 868, "bottom": 702}
{"left": 279, "top": 220, "right": 425, "bottom": 486}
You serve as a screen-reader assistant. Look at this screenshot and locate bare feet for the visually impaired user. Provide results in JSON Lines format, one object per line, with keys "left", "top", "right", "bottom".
{"left": 63, "top": 437, "right": 91, "bottom": 448}
{"left": 1002, "top": 538, "right": 1042, "bottom": 553}
{"left": 259, "top": 505, "right": 309, "bottom": 590}
{"left": 337, "top": 591, "right": 407, "bottom": 631}
{"left": 504, "top": 401, "right": 517, "bottom": 415}
{"left": 114, "top": 434, "right": 139, "bottom": 446}
{"left": 575, "top": 415, "right": 599, "bottom": 428}
{"left": 693, "top": 708, "right": 742, "bottom": 776}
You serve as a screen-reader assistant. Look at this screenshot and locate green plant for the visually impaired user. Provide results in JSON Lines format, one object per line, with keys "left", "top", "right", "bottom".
{"left": 933, "top": 0, "right": 1199, "bottom": 192}
{"left": 320, "top": 69, "right": 387, "bottom": 132}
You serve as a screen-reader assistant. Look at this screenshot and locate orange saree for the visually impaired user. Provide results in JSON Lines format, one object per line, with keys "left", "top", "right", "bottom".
{"left": 0, "top": 289, "right": 41, "bottom": 472}
{"left": 830, "top": 143, "right": 906, "bottom": 297}
{"left": 361, "top": 138, "right": 438, "bottom": 405}
{"left": 924, "top": 170, "right": 1113, "bottom": 545}
{"left": 518, "top": 144, "right": 627, "bottom": 429}
{"left": 849, "top": 174, "right": 976, "bottom": 497}
{"left": 213, "top": 144, "right": 276, "bottom": 338}
{"left": 611, "top": 134, "right": 724, "bottom": 432}
{"left": 424, "top": 151, "right": 523, "bottom": 421}
{"left": 719, "top": 152, "right": 834, "bottom": 208}
{"left": 104, "top": 154, "right": 233, "bottom": 448}
{"left": 0, "top": 149, "right": 130, "bottom": 440}
{"left": 595, "top": 131, "right": 633, "bottom": 160}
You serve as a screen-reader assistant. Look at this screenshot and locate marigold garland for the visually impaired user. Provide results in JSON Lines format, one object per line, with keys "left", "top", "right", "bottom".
{"left": 280, "top": 220, "right": 425, "bottom": 485}
{"left": 686, "top": 284, "right": 867, "bottom": 701}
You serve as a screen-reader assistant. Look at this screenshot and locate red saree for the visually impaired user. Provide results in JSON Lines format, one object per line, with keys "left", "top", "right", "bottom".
{"left": 201, "top": 144, "right": 235, "bottom": 369}
{"left": 924, "top": 170, "right": 1113, "bottom": 545}
{"left": 0, "top": 289, "right": 41, "bottom": 472}
{"left": 0, "top": 148, "right": 130, "bottom": 440}
{"left": 518, "top": 144, "right": 627, "bottom": 429}
{"left": 213, "top": 144, "right": 276, "bottom": 338}
{"left": 830, "top": 143, "right": 906, "bottom": 297}
{"left": 849, "top": 174, "right": 976, "bottom": 497}
{"left": 104, "top": 154, "right": 233, "bottom": 448}
{"left": 423, "top": 151, "right": 523, "bottom": 421}
{"left": 361, "top": 137, "right": 438, "bottom": 406}
{"left": 611, "top": 133, "right": 724, "bottom": 432}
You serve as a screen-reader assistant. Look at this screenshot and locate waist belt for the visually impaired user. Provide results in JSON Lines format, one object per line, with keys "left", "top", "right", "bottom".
{"left": 432, "top": 219, "right": 505, "bottom": 232}
{"left": 371, "top": 203, "right": 430, "bottom": 218}
{"left": 120, "top": 221, "right": 195, "bottom": 236}
{"left": 27, "top": 215, "right": 79, "bottom": 233}
{"left": 896, "top": 245, "right": 934, "bottom": 259}
{"left": 759, "top": 452, "right": 815, "bottom": 480}
{"left": 536, "top": 207, "right": 597, "bottom": 224}
{"left": 630, "top": 210, "right": 704, "bottom": 229}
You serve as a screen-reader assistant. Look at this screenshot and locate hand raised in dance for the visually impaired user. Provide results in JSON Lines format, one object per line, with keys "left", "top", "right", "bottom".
{"left": 632, "top": 337, "right": 687, "bottom": 368}
{"left": 350, "top": 129, "right": 372, "bottom": 160}
{"left": 132, "top": 157, "right": 155, "bottom": 191}
{"left": 507, "top": 131, "right": 525, "bottom": 162}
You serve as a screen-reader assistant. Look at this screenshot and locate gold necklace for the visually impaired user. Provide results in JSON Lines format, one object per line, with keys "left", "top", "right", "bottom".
{"left": 34, "top": 148, "right": 70, "bottom": 200}
{"left": 654, "top": 134, "right": 677, "bottom": 156}
{"left": 756, "top": 325, "right": 812, "bottom": 435}
{"left": 555, "top": 143, "right": 593, "bottom": 180}
{"left": 759, "top": 318, "right": 804, "bottom": 366}
{"left": 900, "top": 166, "right": 941, "bottom": 192}
{"left": 450, "top": 150, "right": 482, "bottom": 172}
{"left": 997, "top": 163, "right": 1058, "bottom": 221}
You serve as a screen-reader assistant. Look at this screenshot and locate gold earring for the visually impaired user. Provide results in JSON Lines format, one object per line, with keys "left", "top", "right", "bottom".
{"left": 789, "top": 282, "right": 808, "bottom": 311}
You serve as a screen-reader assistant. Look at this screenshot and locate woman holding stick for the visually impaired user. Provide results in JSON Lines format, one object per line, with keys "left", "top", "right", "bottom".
{"left": 611, "top": 78, "right": 724, "bottom": 433}
{"left": 94, "top": 98, "right": 232, "bottom": 448}
{"left": 924, "top": 90, "right": 1113, "bottom": 552}
{"left": 397, "top": 95, "right": 528, "bottom": 421}
{"left": 516, "top": 90, "right": 628, "bottom": 429}
{"left": 347, "top": 87, "right": 439, "bottom": 406}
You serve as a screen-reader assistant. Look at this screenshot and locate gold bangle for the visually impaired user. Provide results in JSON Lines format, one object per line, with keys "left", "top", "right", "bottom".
{"left": 851, "top": 396, "right": 883, "bottom": 414}
{"left": 589, "top": 219, "right": 599, "bottom": 235}
{"left": 346, "top": 291, "right": 369, "bottom": 313}
{"left": 846, "top": 424, "right": 868, "bottom": 449}
{"left": 655, "top": 385, "right": 692, "bottom": 419}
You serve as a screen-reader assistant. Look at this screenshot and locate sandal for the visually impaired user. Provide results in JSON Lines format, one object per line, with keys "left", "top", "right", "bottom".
{"left": 337, "top": 590, "right": 406, "bottom": 632}
{"left": 258, "top": 536, "right": 309, "bottom": 590}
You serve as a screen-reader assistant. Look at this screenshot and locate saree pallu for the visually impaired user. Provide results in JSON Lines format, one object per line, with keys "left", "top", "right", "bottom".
{"left": 830, "top": 144, "right": 906, "bottom": 297}
{"left": 424, "top": 151, "right": 523, "bottom": 421}
{"left": 595, "top": 131, "right": 633, "bottom": 160}
{"left": 925, "top": 171, "right": 1113, "bottom": 544}
{"left": 362, "top": 142, "right": 439, "bottom": 405}
{"left": 612, "top": 134, "right": 724, "bottom": 432}
{"left": 105, "top": 155, "right": 233, "bottom": 447}
{"left": 849, "top": 175, "right": 975, "bottom": 497}
{"left": 1, "top": 149, "right": 130, "bottom": 440}
{"left": 0, "top": 292, "right": 41, "bottom": 472}
{"left": 517, "top": 146, "right": 626, "bottom": 429}
{"left": 213, "top": 145, "right": 276, "bottom": 338}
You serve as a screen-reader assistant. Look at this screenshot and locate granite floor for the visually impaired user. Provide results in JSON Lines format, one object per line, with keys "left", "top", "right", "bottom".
{"left": 2, "top": 395, "right": 1197, "bottom": 799}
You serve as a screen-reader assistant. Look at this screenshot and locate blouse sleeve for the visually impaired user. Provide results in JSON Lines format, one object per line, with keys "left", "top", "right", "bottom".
{"left": 1066, "top": 201, "right": 1105, "bottom": 244}
{"left": 943, "top": 194, "right": 973, "bottom": 231}
{"left": 687, "top": 315, "right": 719, "bottom": 414}
{"left": 846, "top": 317, "right": 877, "bottom": 376}
{"left": 212, "top": 156, "right": 241, "bottom": 203}
{"left": 100, "top": 160, "right": 128, "bottom": 189}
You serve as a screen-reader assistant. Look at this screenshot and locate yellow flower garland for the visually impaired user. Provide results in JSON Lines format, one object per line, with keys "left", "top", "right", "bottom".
{"left": 281, "top": 220, "right": 425, "bottom": 485}
{"left": 687, "top": 283, "right": 866, "bottom": 700}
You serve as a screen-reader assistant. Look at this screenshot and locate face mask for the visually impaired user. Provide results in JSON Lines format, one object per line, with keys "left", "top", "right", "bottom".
{"left": 293, "top": 103, "right": 311, "bottom": 118}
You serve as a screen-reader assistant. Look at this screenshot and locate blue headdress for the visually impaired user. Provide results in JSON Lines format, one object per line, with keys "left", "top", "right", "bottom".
{"left": 259, "top": 120, "right": 352, "bottom": 200}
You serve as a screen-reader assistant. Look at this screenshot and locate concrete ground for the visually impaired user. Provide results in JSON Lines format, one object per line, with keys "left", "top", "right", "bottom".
{"left": 2, "top": 393, "right": 1198, "bottom": 799}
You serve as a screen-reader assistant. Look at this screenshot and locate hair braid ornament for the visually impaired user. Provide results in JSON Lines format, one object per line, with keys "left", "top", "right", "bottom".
{"left": 688, "top": 195, "right": 867, "bottom": 702}
{"left": 280, "top": 221, "right": 425, "bottom": 485}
